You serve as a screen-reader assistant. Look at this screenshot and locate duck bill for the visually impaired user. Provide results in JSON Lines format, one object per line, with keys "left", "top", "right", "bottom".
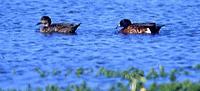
{"left": 115, "top": 24, "right": 121, "bottom": 29}
{"left": 36, "top": 22, "right": 42, "bottom": 25}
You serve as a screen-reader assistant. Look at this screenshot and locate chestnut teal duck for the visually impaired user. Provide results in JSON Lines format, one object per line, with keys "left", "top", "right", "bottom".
{"left": 116, "top": 19, "right": 164, "bottom": 34}
{"left": 37, "top": 16, "right": 81, "bottom": 34}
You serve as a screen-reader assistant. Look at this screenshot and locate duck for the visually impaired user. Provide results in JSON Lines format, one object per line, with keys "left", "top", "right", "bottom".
{"left": 36, "top": 16, "right": 81, "bottom": 34}
{"left": 116, "top": 19, "right": 164, "bottom": 34}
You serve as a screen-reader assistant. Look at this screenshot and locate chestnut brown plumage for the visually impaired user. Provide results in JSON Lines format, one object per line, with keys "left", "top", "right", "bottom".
{"left": 117, "top": 19, "right": 164, "bottom": 34}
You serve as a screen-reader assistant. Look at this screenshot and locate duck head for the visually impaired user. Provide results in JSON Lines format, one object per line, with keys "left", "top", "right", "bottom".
{"left": 116, "top": 19, "right": 132, "bottom": 29}
{"left": 36, "top": 16, "right": 52, "bottom": 27}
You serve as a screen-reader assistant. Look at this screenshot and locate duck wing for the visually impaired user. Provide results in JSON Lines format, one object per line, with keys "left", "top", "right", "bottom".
{"left": 121, "top": 25, "right": 150, "bottom": 34}
{"left": 132, "top": 23, "right": 156, "bottom": 27}
{"left": 51, "top": 23, "right": 81, "bottom": 33}
{"left": 132, "top": 23, "right": 164, "bottom": 34}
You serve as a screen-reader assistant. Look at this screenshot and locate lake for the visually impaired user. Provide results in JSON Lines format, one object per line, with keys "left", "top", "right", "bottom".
{"left": 0, "top": 0, "right": 200, "bottom": 89}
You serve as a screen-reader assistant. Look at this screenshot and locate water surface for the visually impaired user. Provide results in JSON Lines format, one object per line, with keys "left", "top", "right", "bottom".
{"left": 0, "top": 0, "right": 200, "bottom": 89}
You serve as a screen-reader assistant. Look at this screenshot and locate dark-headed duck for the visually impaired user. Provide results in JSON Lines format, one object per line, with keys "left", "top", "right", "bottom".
{"left": 37, "top": 16, "right": 81, "bottom": 34}
{"left": 116, "top": 19, "right": 164, "bottom": 34}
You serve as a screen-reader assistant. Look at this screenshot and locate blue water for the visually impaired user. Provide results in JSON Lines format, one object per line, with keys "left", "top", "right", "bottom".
{"left": 0, "top": 0, "right": 200, "bottom": 89}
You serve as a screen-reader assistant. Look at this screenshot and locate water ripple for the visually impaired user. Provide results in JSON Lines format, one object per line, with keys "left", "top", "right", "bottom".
{"left": 0, "top": 0, "right": 200, "bottom": 88}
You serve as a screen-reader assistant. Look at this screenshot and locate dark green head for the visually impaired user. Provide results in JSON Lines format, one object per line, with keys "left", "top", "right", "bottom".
{"left": 119, "top": 19, "right": 132, "bottom": 28}
{"left": 116, "top": 19, "right": 132, "bottom": 29}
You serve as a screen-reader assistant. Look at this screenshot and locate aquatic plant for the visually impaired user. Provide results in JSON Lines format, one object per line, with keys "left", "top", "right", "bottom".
{"left": 76, "top": 68, "right": 84, "bottom": 77}
{"left": 52, "top": 69, "right": 61, "bottom": 76}
{"left": 0, "top": 80, "right": 199, "bottom": 91}
{"left": 34, "top": 68, "right": 47, "bottom": 78}
{"left": 148, "top": 80, "right": 200, "bottom": 91}
{"left": 146, "top": 68, "right": 159, "bottom": 79}
{"left": 97, "top": 67, "right": 146, "bottom": 91}
{"left": 45, "top": 85, "right": 60, "bottom": 91}
{"left": 194, "top": 64, "right": 200, "bottom": 70}
{"left": 159, "top": 65, "right": 167, "bottom": 77}
{"left": 183, "top": 70, "right": 190, "bottom": 75}
{"left": 169, "top": 69, "right": 177, "bottom": 82}
{"left": 21, "top": 65, "right": 200, "bottom": 91}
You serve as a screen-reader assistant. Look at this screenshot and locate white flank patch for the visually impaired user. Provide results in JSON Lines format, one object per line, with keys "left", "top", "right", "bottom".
{"left": 145, "top": 28, "right": 151, "bottom": 33}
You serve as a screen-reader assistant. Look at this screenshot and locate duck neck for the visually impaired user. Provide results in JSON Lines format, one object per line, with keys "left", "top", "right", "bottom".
{"left": 44, "top": 23, "right": 51, "bottom": 27}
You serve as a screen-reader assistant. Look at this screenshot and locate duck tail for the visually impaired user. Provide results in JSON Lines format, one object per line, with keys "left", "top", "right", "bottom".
{"left": 157, "top": 24, "right": 165, "bottom": 28}
{"left": 74, "top": 23, "right": 81, "bottom": 30}
{"left": 157, "top": 24, "right": 164, "bottom": 30}
{"left": 152, "top": 24, "right": 164, "bottom": 34}
{"left": 76, "top": 23, "right": 81, "bottom": 27}
{"left": 71, "top": 23, "right": 81, "bottom": 33}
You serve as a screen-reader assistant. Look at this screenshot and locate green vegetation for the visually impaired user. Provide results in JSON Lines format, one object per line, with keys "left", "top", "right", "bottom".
{"left": 194, "top": 64, "right": 200, "bottom": 70}
{"left": 146, "top": 68, "right": 158, "bottom": 80}
{"left": 169, "top": 69, "right": 177, "bottom": 82}
{"left": 52, "top": 69, "right": 61, "bottom": 76}
{"left": 0, "top": 80, "right": 199, "bottom": 91}
{"left": 2, "top": 64, "right": 200, "bottom": 91}
{"left": 159, "top": 65, "right": 167, "bottom": 77}
{"left": 149, "top": 80, "right": 200, "bottom": 91}
{"left": 34, "top": 68, "right": 47, "bottom": 78}
{"left": 76, "top": 68, "right": 84, "bottom": 77}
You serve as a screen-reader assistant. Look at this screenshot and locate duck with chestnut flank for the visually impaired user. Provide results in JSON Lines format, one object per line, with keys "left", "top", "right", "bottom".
{"left": 116, "top": 19, "right": 164, "bottom": 34}
{"left": 37, "top": 16, "right": 81, "bottom": 34}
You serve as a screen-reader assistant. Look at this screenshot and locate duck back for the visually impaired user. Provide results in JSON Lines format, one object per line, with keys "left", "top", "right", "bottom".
{"left": 50, "top": 23, "right": 81, "bottom": 33}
